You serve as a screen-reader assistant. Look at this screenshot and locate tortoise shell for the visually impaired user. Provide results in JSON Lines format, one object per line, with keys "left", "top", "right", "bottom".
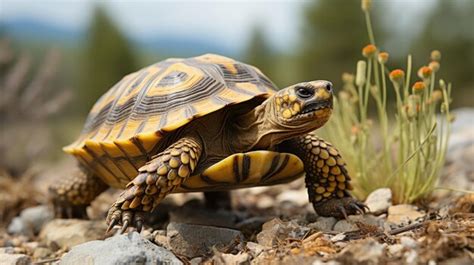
{"left": 64, "top": 54, "right": 300, "bottom": 188}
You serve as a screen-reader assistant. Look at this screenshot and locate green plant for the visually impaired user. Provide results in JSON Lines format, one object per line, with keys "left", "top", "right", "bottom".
{"left": 319, "top": 0, "right": 453, "bottom": 203}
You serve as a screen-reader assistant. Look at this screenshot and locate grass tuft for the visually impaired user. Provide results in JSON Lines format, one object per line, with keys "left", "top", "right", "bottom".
{"left": 319, "top": 1, "right": 453, "bottom": 204}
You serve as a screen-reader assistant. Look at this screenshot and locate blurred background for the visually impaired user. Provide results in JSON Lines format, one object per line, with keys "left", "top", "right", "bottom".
{"left": 0, "top": 0, "right": 473, "bottom": 178}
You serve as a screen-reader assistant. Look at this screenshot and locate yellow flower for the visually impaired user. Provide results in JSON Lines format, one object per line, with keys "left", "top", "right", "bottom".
{"left": 412, "top": 81, "right": 425, "bottom": 94}
{"left": 362, "top": 44, "right": 377, "bottom": 58}
{"left": 431, "top": 50, "right": 441, "bottom": 61}
{"left": 377, "top": 52, "right": 389, "bottom": 64}
{"left": 389, "top": 69, "right": 405, "bottom": 84}
{"left": 342, "top": 73, "right": 355, "bottom": 84}
{"left": 418, "top": 66, "right": 432, "bottom": 79}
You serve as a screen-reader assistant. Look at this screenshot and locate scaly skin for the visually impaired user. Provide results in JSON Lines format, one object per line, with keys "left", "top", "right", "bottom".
{"left": 49, "top": 167, "right": 108, "bottom": 218}
{"left": 106, "top": 137, "right": 202, "bottom": 233}
{"left": 281, "top": 133, "right": 368, "bottom": 218}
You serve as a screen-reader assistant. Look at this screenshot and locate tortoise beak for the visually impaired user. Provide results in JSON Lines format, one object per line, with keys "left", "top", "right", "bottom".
{"left": 301, "top": 99, "right": 333, "bottom": 114}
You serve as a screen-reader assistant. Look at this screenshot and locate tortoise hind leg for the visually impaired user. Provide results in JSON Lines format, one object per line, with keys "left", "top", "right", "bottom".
{"left": 107, "top": 136, "right": 202, "bottom": 233}
{"left": 204, "top": 191, "right": 232, "bottom": 210}
{"left": 49, "top": 167, "right": 108, "bottom": 219}
{"left": 280, "top": 133, "right": 368, "bottom": 219}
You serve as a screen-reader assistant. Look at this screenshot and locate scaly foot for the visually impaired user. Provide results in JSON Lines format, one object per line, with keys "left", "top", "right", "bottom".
{"left": 313, "top": 197, "right": 369, "bottom": 219}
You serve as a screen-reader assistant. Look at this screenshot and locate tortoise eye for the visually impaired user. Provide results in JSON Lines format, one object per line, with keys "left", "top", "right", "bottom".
{"left": 296, "top": 87, "right": 314, "bottom": 99}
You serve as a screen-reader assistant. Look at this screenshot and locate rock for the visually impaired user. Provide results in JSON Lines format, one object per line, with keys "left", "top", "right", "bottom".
{"left": 167, "top": 222, "right": 244, "bottom": 258}
{"left": 246, "top": 242, "right": 267, "bottom": 257}
{"left": 169, "top": 202, "right": 236, "bottom": 228}
{"left": 400, "top": 236, "right": 417, "bottom": 249}
{"left": 330, "top": 233, "right": 346, "bottom": 242}
{"left": 151, "top": 230, "right": 169, "bottom": 248}
{"left": 40, "top": 219, "right": 106, "bottom": 249}
{"left": 8, "top": 206, "right": 54, "bottom": 236}
{"left": 0, "top": 253, "right": 31, "bottom": 265}
{"left": 308, "top": 216, "right": 337, "bottom": 232}
{"left": 365, "top": 188, "right": 392, "bottom": 214}
{"left": 60, "top": 232, "right": 182, "bottom": 265}
{"left": 387, "top": 204, "right": 425, "bottom": 226}
{"left": 189, "top": 257, "right": 203, "bottom": 265}
{"left": 387, "top": 244, "right": 403, "bottom": 256}
{"left": 333, "top": 220, "right": 358, "bottom": 233}
{"left": 404, "top": 249, "right": 418, "bottom": 265}
{"left": 256, "top": 218, "right": 309, "bottom": 247}
{"left": 276, "top": 189, "right": 309, "bottom": 207}
{"left": 0, "top": 247, "right": 15, "bottom": 254}
{"left": 333, "top": 214, "right": 384, "bottom": 233}
{"left": 32, "top": 247, "right": 52, "bottom": 260}
{"left": 336, "top": 238, "right": 384, "bottom": 264}
{"left": 212, "top": 252, "right": 250, "bottom": 265}
{"left": 439, "top": 108, "right": 474, "bottom": 193}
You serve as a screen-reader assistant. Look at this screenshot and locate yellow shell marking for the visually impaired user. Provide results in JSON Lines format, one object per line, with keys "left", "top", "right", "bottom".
{"left": 175, "top": 151, "right": 304, "bottom": 192}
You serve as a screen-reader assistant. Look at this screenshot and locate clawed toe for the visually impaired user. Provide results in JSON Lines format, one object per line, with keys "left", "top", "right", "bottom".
{"left": 106, "top": 203, "right": 145, "bottom": 234}
{"left": 313, "top": 197, "right": 368, "bottom": 219}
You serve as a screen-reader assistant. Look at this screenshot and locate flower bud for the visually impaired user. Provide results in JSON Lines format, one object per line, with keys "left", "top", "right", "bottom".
{"left": 431, "top": 90, "right": 443, "bottom": 102}
{"left": 431, "top": 50, "right": 441, "bottom": 61}
{"left": 378, "top": 52, "right": 389, "bottom": 64}
{"left": 362, "top": 44, "right": 377, "bottom": 58}
{"left": 417, "top": 66, "right": 432, "bottom": 79}
{"left": 412, "top": 81, "right": 425, "bottom": 94}
{"left": 389, "top": 69, "right": 405, "bottom": 85}
{"left": 356, "top": 60, "right": 367, "bottom": 87}
{"left": 429, "top": 61, "right": 440, "bottom": 72}
{"left": 361, "top": 0, "right": 372, "bottom": 12}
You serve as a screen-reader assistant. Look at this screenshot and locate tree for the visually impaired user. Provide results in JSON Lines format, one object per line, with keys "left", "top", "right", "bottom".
{"left": 79, "top": 6, "right": 137, "bottom": 113}
{"left": 411, "top": 0, "right": 474, "bottom": 107}
{"left": 244, "top": 25, "right": 275, "bottom": 81}
{"left": 297, "top": 0, "right": 377, "bottom": 86}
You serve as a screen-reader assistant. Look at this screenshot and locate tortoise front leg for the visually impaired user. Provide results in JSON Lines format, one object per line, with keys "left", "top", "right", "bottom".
{"left": 49, "top": 167, "right": 108, "bottom": 219}
{"left": 280, "top": 133, "right": 367, "bottom": 219}
{"left": 106, "top": 136, "right": 202, "bottom": 233}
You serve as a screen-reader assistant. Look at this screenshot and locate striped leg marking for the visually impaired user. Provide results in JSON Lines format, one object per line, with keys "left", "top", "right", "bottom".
{"left": 106, "top": 137, "right": 202, "bottom": 233}
{"left": 285, "top": 134, "right": 368, "bottom": 219}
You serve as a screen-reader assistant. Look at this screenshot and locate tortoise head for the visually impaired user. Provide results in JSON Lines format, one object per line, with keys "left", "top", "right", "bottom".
{"left": 271, "top": 80, "right": 333, "bottom": 130}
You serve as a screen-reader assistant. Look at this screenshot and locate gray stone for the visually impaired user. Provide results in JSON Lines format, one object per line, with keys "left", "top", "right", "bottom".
{"left": 439, "top": 108, "right": 474, "bottom": 194}
{"left": 387, "top": 244, "right": 403, "bottom": 256}
{"left": 60, "top": 232, "right": 181, "bottom": 265}
{"left": 308, "top": 217, "right": 337, "bottom": 232}
{"left": 333, "top": 214, "right": 384, "bottom": 233}
{"left": 40, "top": 219, "right": 106, "bottom": 249}
{"left": 246, "top": 242, "right": 267, "bottom": 257}
{"left": 212, "top": 252, "right": 250, "bottom": 265}
{"left": 333, "top": 220, "right": 358, "bottom": 233}
{"left": 0, "top": 253, "right": 31, "bottom": 265}
{"left": 8, "top": 206, "right": 54, "bottom": 236}
{"left": 400, "top": 236, "right": 417, "bottom": 249}
{"left": 336, "top": 238, "right": 384, "bottom": 264}
{"left": 387, "top": 204, "right": 425, "bottom": 225}
{"left": 167, "top": 222, "right": 244, "bottom": 258}
{"left": 365, "top": 188, "right": 392, "bottom": 214}
{"left": 0, "top": 247, "right": 15, "bottom": 254}
{"left": 256, "top": 218, "right": 309, "bottom": 247}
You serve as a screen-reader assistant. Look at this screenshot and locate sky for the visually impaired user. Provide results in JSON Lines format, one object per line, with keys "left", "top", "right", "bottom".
{"left": 1, "top": 0, "right": 308, "bottom": 52}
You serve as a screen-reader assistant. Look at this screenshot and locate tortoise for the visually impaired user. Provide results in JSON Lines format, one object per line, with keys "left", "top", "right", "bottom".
{"left": 50, "top": 54, "right": 367, "bottom": 232}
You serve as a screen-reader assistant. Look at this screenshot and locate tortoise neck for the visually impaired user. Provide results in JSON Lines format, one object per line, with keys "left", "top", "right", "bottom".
{"left": 231, "top": 98, "right": 294, "bottom": 152}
